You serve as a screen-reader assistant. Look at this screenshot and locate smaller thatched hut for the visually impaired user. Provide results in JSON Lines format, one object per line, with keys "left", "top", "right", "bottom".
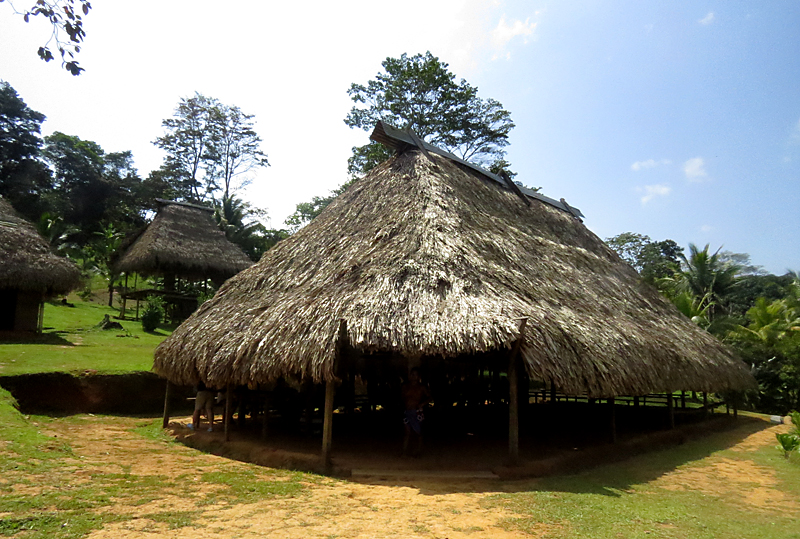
{"left": 115, "top": 199, "right": 253, "bottom": 284}
{"left": 0, "top": 197, "right": 81, "bottom": 333}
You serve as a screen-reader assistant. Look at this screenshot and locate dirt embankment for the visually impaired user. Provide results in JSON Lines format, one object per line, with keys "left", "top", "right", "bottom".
{"left": 0, "top": 372, "right": 191, "bottom": 414}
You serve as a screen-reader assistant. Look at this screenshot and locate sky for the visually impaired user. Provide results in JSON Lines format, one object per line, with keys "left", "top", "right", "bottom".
{"left": 1, "top": 0, "right": 798, "bottom": 274}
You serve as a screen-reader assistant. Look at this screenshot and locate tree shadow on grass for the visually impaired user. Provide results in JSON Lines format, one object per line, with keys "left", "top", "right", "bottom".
{"left": 0, "top": 331, "right": 75, "bottom": 346}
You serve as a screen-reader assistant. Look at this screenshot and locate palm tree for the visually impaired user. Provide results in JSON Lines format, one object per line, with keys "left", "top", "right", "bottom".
{"left": 678, "top": 244, "right": 740, "bottom": 321}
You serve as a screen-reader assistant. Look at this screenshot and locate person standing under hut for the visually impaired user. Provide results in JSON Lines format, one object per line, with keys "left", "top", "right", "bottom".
{"left": 401, "top": 368, "right": 430, "bottom": 456}
{"left": 189, "top": 381, "right": 215, "bottom": 432}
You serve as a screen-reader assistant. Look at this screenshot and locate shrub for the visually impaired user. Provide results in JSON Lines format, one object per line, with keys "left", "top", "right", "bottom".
{"left": 141, "top": 296, "right": 165, "bottom": 332}
{"left": 776, "top": 433, "right": 800, "bottom": 459}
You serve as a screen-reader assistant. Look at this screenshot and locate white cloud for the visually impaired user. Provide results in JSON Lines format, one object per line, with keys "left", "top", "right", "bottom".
{"left": 699, "top": 12, "right": 715, "bottom": 25}
{"left": 700, "top": 225, "right": 713, "bottom": 233}
{"left": 491, "top": 15, "right": 536, "bottom": 60}
{"left": 630, "top": 158, "right": 672, "bottom": 171}
{"left": 637, "top": 184, "right": 672, "bottom": 205}
{"left": 683, "top": 157, "right": 708, "bottom": 181}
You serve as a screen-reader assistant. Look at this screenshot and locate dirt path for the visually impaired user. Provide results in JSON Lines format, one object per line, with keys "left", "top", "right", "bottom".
{"left": 23, "top": 414, "right": 797, "bottom": 539}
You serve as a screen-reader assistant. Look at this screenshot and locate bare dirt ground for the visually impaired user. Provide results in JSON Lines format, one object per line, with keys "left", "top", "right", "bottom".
{"left": 19, "top": 414, "right": 797, "bottom": 539}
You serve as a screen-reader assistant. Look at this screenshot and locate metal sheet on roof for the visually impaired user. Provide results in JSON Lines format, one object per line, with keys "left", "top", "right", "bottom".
{"left": 370, "top": 121, "right": 584, "bottom": 219}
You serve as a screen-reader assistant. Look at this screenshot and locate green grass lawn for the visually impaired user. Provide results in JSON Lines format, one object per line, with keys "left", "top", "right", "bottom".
{"left": 485, "top": 421, "right": 800, "bottom": 539}
{"left": 0, "top": 297, "right": 172, "bottom": 376}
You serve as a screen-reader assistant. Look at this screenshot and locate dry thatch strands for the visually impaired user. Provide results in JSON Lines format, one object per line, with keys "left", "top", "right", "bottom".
{"left": 154, "top": 150, "right": 754, "bottom": 398}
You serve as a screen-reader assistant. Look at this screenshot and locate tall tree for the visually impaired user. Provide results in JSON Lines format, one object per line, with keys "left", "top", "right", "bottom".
{"left": 154, "top": 94, "right": 269, "bottom": 202}
{"left": 344, "top": 52, "right": 515, "bottom": 175}
{"left": 678, "top": 243, "right": 740, "bottom": 321}
{"left": 3, "top": 0, "right": 91, "bottom": 75}
{"left": 42, "top": 132, "right": 146, "bottom": 242}
{"left": 605, "top": 232, "right": 682, "bottom": 284}
{"left": 214, "top": 196, "right": 287, "bottom": 261}
{"left": 0, "top": 80, "right": 53, "bottom": 220}
{"left": 207, "top": 104, "right": 269, "bottom": 200}
{"left": 153, "top": 93, "right": 220, "bottom": 202}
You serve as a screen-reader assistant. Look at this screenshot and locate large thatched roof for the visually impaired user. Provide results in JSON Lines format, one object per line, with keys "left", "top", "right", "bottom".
{"left": 115, "top": 200, "right": 252, "bottom": 281}
{"left": 155, "top": 143, "right": 754, "bottom": 397}
{"left": 0, "top": 197, "right": 81, "bottom": 294}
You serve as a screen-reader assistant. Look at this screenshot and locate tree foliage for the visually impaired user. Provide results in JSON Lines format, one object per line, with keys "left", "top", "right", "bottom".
{"left": 344, "top": 51, "right": 515, "bottom": 175}
{"left": 153, "top": 93, "right": 268, "bottom": 203}
{"left": 3, "top": 0, "right": 91, "bottom": 75}
{"left": 605, "top": 232, "right": 683, "bottom": 284}
{"left": 284, "top": 178, "right": 354, "bottom": 231}
{"left": 0, "top": 81, "right": 54, "bottom": 220}
{"left": 214, "top": 196, "right": 286, "bottom": 262}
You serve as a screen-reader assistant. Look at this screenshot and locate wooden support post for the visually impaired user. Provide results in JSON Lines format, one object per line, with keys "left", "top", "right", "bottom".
{"left": 667, "top": 393, "right": 675, "bottom": 429}
{"left": 121, "top": 273, "right": 128, "bottom": 319}
{"left": 609, "top": 397, "right": 617, "bottom": 444}
{"left": 550, "top": 381, "right": 556, "bottom": 404}
{"left": 224, "top": 384, "right": 232, "bottom": 442}
{"left": 162, "top": 381, "right": 171, "bottom": 428}
{"left": 733, "top": 393, "right": 738, "bottom": 419}
{"left": 680, "top": 391, "right": 686, "bottom": 409}
{"left": 508, "top": 318, "right": 527, "bottom": 466}
{"left": 633, "top": 396, "right": 639, "bottom": 407}
{"left": 322, "top": 380, "right": 336, "bottom": 466}
{"left": 703, "top": 392, "right": 708, "bottom": 418}
{"left": 321, "top": 319, "right": 347, "bottom": 467}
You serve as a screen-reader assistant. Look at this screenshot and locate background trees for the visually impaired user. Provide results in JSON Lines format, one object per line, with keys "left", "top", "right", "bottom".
{"left": 153, "top": 93, "right": 269, "bottom": 203}
{"left": 344, "top": 51, "right": 515, "bottom": 176}
{"left": 607, "top": 231, "right": 799, "bottom": 414}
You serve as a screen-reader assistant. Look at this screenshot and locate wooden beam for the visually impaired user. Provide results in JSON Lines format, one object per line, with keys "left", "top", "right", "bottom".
{"left": 508, "top": 318, "right": 528, "bottom": 466}
{"left": 224, "top": 384, "right": 232, "bottom": 442}
{"left": 703, "top": 392, "right": 708, "bottom": 418}
{"left": 161, "top": 381, "right": 171, "bottom": 428}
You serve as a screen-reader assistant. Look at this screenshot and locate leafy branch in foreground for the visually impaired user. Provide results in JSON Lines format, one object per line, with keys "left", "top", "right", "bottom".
{"left": 3, "top": 0, "right": 92, "bottom": 75}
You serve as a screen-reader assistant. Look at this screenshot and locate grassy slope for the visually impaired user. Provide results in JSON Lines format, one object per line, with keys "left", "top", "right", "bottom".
{"left": 486, "top": 421, "right": 800, "bottom": 539}
{"left": 0, "top": 297, "right": 172, "bottom": 375}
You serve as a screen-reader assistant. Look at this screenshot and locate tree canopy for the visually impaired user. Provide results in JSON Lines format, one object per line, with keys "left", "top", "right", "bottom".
{"left": 153, "top": 93, "right": 269, "bottom": 203}
{"left": 344, "top": 51, "right": 515, "bottom": 175}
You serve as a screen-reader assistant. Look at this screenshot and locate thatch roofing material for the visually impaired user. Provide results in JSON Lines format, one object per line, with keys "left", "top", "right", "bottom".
{"left": 115, "top": 200, "right": 252, "bottom": 281}
{"left": 0, "top": 197, "right": 81, "bottom": 294}
{"left": 155, "top": 151, "right": 754, "bottom": 397}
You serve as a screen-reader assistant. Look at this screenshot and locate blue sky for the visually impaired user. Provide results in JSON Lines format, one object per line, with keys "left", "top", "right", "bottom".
{"left": 1, "top": 1, "right": 798, "bottom": 274}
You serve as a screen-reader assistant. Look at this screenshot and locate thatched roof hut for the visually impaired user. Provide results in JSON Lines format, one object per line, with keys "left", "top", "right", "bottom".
{"left": 154, "top": 123, "right": 753, "bottom": 399}
{"left": 0, "top": 197, "right": 81, "bottom": 332}
{"left": 115, "top": 199, "right": 252, "bottom": 283}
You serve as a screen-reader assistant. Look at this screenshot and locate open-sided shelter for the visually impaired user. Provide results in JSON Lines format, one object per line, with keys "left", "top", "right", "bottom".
{"left": 0, "top": 197, "right": 81, "bottom": 332}
{"left": 114, "top": 199, "right": 253, "bottom": 318}
{"left": 155, "top": 122, "right": 754, "bottom": 461}
{"left": 115, "top": 199, "right": 253, "bottom": 284}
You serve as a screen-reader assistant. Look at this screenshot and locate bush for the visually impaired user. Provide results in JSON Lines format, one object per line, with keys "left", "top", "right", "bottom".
{"left": 776, "top": 433, "right": 800, "bottom": 459}
{"left": 141, "top": 296, "right": 165, "bottom": 332}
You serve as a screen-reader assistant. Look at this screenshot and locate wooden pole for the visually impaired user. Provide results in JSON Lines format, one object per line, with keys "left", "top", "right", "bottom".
{"left": 733, "top": 393, "right": 738, "bottom": 419}
{"left": 609, "top": 397, "right": 617, "bottom": 444}
{"left": 667, "top": 392, "right": 675, "bottom": 429}
{"left": 703, "top": 392, "right": 708, "bottom": 418}
{"left": 224, "top": 384, "right": 232, "bottom": 442}
{"left": 680, "top": 391, "right": 686, "bottom": 409}
{"left": 508, "top": 318, "right": 528, "bottom": 466}
{"left": 121, "top": 273, "right": 128, "bottom": 319}
{"left": 322, "top": 380, "right": 335, "bottom": 466}
{"left": 550, "top": 380, "right": 556, "bottom": 404}
{"left": 162, "top": 381, "right": 171, "bottom": 428}
{"left": 321, "top": 319, "right": 347, "bottom": 466}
